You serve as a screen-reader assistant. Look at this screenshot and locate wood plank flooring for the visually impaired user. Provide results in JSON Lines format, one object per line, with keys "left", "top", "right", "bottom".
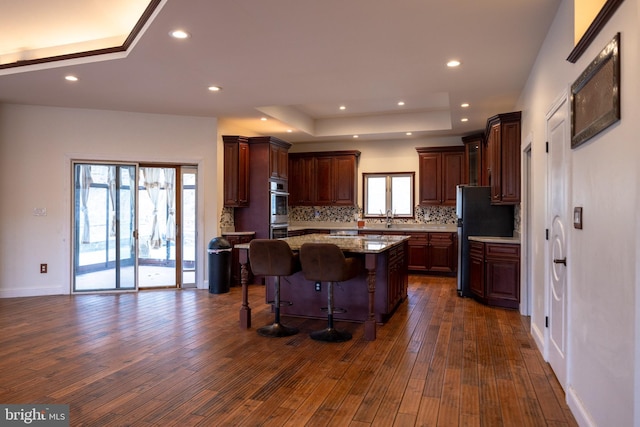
{"left": 0, "top": 275, "right": 577, "bottom": 426}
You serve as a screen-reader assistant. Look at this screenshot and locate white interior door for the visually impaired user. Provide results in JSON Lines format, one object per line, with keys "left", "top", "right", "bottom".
{"left": 546, "top": 95, "right": 569, "bottom": 389}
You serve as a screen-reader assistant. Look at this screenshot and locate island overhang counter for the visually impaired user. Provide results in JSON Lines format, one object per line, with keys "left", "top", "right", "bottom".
{"left": 235, "top": 233, "right": 410, "bottom": 341}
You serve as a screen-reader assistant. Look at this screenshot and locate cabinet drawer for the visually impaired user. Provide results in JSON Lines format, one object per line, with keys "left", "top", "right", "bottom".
{"left": 470, "top": 241, "right": 484, "bottom": 256}
{"left": 429, "top": 232, "right": 453, "bottom": 243}
{"left": 407, "top": 232, "right": 428, "bottom": 243}
{"left": 485, "top": 243, "right": 519, "bottom": 258}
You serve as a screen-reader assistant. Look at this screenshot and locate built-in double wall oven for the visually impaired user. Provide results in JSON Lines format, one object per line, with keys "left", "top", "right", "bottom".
{"left": 269, "top": 180, "right": 289, "bottom": 238}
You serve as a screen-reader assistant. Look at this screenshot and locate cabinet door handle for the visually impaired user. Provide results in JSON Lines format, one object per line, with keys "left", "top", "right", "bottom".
{"left": 553, "top": 258, "right": 567, "bottom": 266}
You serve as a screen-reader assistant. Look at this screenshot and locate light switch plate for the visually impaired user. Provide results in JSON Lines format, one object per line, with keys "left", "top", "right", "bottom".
{"left": 573, "top": 207, "right": 583, "bottom": 229}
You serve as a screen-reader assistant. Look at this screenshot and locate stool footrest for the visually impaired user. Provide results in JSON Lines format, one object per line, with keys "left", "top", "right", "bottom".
{"left": 310, "top": 327, "right": 352, "bottom": 342}
{"left": 320, "top": 306, "right": 347, "bottom": 314}
{"left": 267, "top": 300, "right": 293, "bottom": 306}
{"left": 257, "top": 323, "right": 299, "bottom": 338}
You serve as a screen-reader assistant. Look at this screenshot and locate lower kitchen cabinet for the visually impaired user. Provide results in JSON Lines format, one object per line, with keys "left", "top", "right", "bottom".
{"left": 406, "top": 232, "right": 457, "bottom": 274}
{"left": 221, "top": 232, "right": 255, "bottom": 285}
{"left": 386, "top": 241, "right": 408, "bottom": 312}
{"left": 469, "top": 240, "right": 520, "bottom": 309}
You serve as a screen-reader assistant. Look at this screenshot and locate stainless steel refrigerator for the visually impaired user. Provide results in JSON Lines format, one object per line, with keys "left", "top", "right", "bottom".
{"left": 456, "top": 186, "right": 514, "bottom": 297}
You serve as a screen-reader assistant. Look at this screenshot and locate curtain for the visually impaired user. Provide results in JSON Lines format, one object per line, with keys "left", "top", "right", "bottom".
{"left": 108, "top": 167, "right": 117, "bottom": 236}
{"left": 142, "top": 167, "right": 162, "bottom": 249}
{"left": 164, "top": 168, "right": 176, "bottom": 242}
{"left": 80, "top": 165, "right": 93, "bottom": 243}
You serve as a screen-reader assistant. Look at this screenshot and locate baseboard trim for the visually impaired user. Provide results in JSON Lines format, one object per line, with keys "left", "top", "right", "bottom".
{"left": 0, "top": 286, "right": 68, "bottom": 298}
{"left": 531, "top": 321, "right": 546, "bottom": 356}
{"left": 566, "top": 384, "right": 595, "bottom": 427}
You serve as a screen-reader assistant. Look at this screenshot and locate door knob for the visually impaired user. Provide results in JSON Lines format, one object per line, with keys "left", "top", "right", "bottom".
{"left": 553, "top": 258, "right": 566, "bottom": 266}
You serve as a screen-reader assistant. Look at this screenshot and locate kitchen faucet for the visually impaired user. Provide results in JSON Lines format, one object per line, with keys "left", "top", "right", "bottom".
{"left": 385, "top": 209, "right": 394, "bottom": 228}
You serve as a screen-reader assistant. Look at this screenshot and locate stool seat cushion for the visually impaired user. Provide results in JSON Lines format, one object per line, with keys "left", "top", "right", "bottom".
{"left": 299, "top": 243, "right": 360, "bottom": 282}
{"left": 249, "top": 239, "right": 300, "bottom": 277}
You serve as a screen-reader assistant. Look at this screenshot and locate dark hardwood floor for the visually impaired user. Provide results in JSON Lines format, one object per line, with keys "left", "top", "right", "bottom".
{"left": 0, "top": 276, "right": 577, "bottom": 426}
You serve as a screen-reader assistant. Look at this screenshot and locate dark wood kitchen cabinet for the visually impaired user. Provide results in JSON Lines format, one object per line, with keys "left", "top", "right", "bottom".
{"left": 247, "top": 136, "right": 290, "bottom": 180}
{"left": 469, "top": 240, "right": 520, "bottom": 309}
{"left": 289, "top": 151, "right": 360, "bottom": 206}
{"left": 462, "top": 132, "right": 486, "bottom": 186}
{"left": 416, "top": 146, "right": 464, "bottom": 206}
{"left": 406, "top": 231, "right": 457, "bottom": 274}
{"left": 222, "top": 135, "right": 249, "bottom": 207}
{"left": 288, "top": 156, "right": 314, "bottom": 205}
{"left": 485, "top": 111, "right": 521, "bottom": 204}
{"left": 233, "top": 136, "right": 292, "bottom": 240}
{"left": 269, "top": 143, "right": 289, "bottom": 180}
{"left": 386, "top": 241, "right": 408, "bottom": 312}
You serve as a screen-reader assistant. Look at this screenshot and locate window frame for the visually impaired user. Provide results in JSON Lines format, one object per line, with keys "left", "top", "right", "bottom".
{"left": 362, "top": 172, "right": 415, "bottom": 219}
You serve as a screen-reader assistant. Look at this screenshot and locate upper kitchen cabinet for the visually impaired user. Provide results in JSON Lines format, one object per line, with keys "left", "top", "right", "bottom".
{"left": 485, "top": 112, "right": 521, "bottom": 204}
{"left": 249, "top": 136, "right": 290, "bottom": 180}
{"left": 289, "top": 155, "right": 315, "bottom": 205}
{"left": 222, "top": 135, "right": 250, "bottom": 207}
{"left": 462, "top": 132, "right": 485, "bottom": 186}
{"left": 289, "top": 151, "right": 360, "bottom": 206}
{"left": 416, "top": 146, "right": 464, "bottom": 206}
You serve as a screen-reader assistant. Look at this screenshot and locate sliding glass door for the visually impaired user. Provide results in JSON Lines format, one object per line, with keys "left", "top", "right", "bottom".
{"left": 73, "top": 163, "right": 137, "bottom": 292}
{"left": 138, "top": 166, "right": 178, "bottom": 289}
{"left": 73, "top": 162, "right": 197, "bottom": 292}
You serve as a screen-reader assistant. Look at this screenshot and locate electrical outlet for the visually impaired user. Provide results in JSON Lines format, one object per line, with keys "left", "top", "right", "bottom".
{"left": 40, "top": 264, "right": 47, "bottom": 274}
{"left": 315, "top": 281, "right": 321, "bottom": 292}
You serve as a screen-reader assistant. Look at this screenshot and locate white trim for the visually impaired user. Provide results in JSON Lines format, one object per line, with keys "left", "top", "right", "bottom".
{"left": 0, "top": 287, "right": 67, "bottom": 298}
{"left": 520, "top": 135, "right": 533, "bottom": 316}
{"left": 566, "top": 385, "right": 596, "bottom": 427}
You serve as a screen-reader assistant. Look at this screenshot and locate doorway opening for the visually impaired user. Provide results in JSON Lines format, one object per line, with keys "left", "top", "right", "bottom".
{"left": 72, "top": 162, "right": 197, "bottom": 292}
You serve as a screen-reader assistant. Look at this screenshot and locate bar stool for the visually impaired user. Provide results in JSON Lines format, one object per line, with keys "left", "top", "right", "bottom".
{"left": 299, "top": 243, "right": 360, "bottom": 342}
{"left": 249, "top": 239, "right": 300, "bottom": 337}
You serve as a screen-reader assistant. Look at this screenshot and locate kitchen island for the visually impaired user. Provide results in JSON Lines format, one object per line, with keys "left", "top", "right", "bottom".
{"left": 235, "top": 233, "right": 410, "bottom": 341}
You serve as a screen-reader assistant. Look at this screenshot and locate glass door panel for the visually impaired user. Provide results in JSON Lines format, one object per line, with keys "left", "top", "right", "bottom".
{"left": 138, "top": 166, "right": 177, "bottom": 288}
{"left": 73, "top": 163, "right": 137, "bottom": 292}
{"left": 181, "top": 167, "right": 197, "bottom": 287}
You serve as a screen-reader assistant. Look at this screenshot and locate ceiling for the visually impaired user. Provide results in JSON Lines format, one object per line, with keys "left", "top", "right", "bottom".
{"left": 0, "top": 0, "right": 561, "bottom": 144}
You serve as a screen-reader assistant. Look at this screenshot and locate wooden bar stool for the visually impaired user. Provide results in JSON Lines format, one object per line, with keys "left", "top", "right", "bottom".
{"left": 299, "top": 243, "right": 360, "bottom": 342}
{"left": 249, "top": 239, "right": 300, "bottom": 337}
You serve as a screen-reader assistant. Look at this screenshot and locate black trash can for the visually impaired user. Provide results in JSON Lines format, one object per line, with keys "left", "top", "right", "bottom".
{"left": 208, "top": 237, "right": 232, "bottom": 294}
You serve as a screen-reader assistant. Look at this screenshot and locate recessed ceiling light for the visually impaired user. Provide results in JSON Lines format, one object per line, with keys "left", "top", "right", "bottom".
{"left": 260, "top": 117, "right": 267, "bottom": 121}
{"left": 397, "top": 101, "right": 405, "bottom": 106}
{"left": 461, "top": 118, "right": 469, "bottom": 122}
{"left": 170, "top": 30, "right": 190, "bottom": 39}
{"left": 447, "top": 60, "right": 461, "bottom": 67}
{"left": 406, "top": 132, "right": 412, "bottom": 136}
{"left": 208, "top": 86, "right": 221, "bottom": 92}
{"left": 461, "top": 103, "right": 470, "bottom": 108}
{"left": 339, "top": 105, "right": 346, "bottom": 110}
{"left": 353, "top": 135, "right": 359, "bottom": 138}
{"left": 65, "top": 75, "right": 78, "bottom": 82}
{"left": 287, "top": 129, "right": 293, "bottom": 133}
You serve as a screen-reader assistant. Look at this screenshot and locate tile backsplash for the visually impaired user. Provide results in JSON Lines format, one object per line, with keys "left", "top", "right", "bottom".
{"left": 222, "top": 204, "right": 521, "bottom": 233}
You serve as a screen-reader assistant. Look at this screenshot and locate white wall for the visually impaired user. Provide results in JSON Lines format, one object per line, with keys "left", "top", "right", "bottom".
{"left": 518, "top": 0, "right": 639, "bottom": 425}
{"left": 0, "top": 104, "right": 218, "bottom": 296}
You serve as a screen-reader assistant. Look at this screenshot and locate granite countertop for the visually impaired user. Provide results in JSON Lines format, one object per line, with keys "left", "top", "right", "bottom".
{"left": 236, "top": 233, "right": 410, "bottom": 254}
{"left": 468, "top": 235, "right": 521, "bottom": 244}
{"left": 289, "top": 221, "right": 457, "bottom": 233}
{"left": 220, "top": 230, "right": 256, "bottom": 236}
